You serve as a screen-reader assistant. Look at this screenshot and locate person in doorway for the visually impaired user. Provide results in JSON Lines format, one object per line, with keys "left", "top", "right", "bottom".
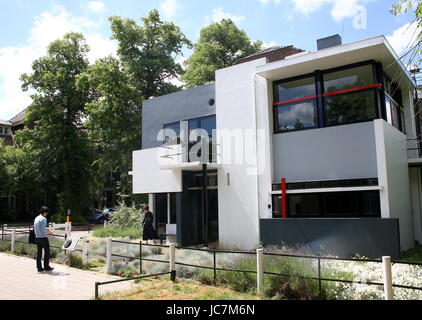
{"left": 141, "top": 205, "right": 158, "bottom": 241}
{"left": 34, "top": 206, "right": 54, "bottom": 272}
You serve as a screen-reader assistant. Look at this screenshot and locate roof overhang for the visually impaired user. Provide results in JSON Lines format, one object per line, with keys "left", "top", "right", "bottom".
{"left": 256, "top": 36, "right": 415, "bottom": 89}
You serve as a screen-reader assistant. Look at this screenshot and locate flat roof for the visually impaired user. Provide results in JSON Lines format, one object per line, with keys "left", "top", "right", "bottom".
{"left": 256, "top": 36, "right": 415, "bottom": 89}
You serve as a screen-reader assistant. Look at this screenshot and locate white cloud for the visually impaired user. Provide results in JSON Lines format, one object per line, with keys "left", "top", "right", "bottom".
{"left": 259, "top": 0, "right": 281, "bottom": 4}
{"left": 387, "top": 22, "right": 422, "bottom": 56}
{"left": 87, "top": 1, "right": 106, "bottom": 14}
{"left": 261, "top": 40, "right": 278, "bottom": 48}
{"left": 291, "top": 0, "right": 366, "bottom": 22}
{"left": 160, "top": 0, "right": 180, "bottom": 18}
{"left": 210, "top": 7, "right": 246, "bottom": 25}
{"left": 0, "top": 4, "right": 117, "bottom": 120}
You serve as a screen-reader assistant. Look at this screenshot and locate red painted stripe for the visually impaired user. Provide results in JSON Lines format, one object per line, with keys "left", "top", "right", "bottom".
{"left": 272, "top": 95, "right": 318, "bottom": 106}
{"left": 272, "top": 83, "right": 381, "bottom": 107}
{"left": 281, "top": 178, "right": 287, "bottom": 219}
{"left": 322, "top": 83, "right": 381, "bottom": 97}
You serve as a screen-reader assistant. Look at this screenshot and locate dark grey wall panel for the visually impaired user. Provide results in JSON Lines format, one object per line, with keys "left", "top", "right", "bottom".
{"left": 272, "top": 122, "right": 378, "bottom": 182}
{"left": 260, "top": 218, "right": 400, "bottom": 259}
{"left": 142, "top": 83, "right": 215, "bottom": 149}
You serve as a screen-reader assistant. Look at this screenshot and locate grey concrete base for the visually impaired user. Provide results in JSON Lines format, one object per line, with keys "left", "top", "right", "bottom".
{"left": 260, "top": 218, "right": 400, "bottom": 259}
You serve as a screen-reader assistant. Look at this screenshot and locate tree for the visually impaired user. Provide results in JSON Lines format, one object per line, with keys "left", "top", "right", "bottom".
{"left": 18, "top": 32, "right": 93, "bottom": 215}
{"left": 77, "top": 56, "right": 143, "bottom": 203}
{"left": 181, "top": 19, "right": 263, "bottom": 88}
{"left": 109, "top": 10, "right": 192, "bottom": 98}
{"left": 391, "top": 1, "right": 422, "bottom": 67}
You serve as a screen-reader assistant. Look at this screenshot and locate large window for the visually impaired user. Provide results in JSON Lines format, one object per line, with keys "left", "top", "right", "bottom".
{"left": 384, "top": 74, "right": 405, "bottom": 133}
{"left": 323, "top": 65, "right": 377, "bottom": 126}
{"left": 272, "top": 190, "right": 380, "bottom": 218}
{"left": 163, "top": 121, "right": 180, "bottom": 144}
{"left": 274, "top": 76, "right": 317, "bottom": 132}
{"left": 273, "top": 61, "right": 381, "bottom": 133}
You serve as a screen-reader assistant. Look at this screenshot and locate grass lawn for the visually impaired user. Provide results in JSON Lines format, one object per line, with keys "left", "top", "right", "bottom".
{"left": 401, "top": 245, "right": 422, "bottom": 263}
{"left": 101, "top": 278, "right": 263, "bottom": 300}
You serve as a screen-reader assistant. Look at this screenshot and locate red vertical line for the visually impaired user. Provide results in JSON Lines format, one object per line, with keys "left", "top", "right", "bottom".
{"left": 281, "top": 178, "right": 287, "bottom": 219}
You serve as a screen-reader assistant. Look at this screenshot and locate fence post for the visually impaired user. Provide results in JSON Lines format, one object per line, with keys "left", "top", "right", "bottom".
{"left": 95, "top": 282, "right": 99, "bottom": 300}
{"left": 1, "top": 224, "right": 4, "bottom": 240}
{"left": 106, "top": 237, "right": 112, "bottom": 274}
{"left": 104, "top": 220, "right": 107, "bottom": 228}
{"left": 213, "top": 250, "right": 217, "bottom": 285}
{"left": 169, "top": 243, "right": 176, "bottom": 281}
{"left": 11, "top": 228, "right": 16, "bottom": 253}
{"left": 317, "top": 257, "right": 322, "bottom": 297}
{"left": 382, "top": 256, "right": 393, "bottom": 300}
{"left": 139, "top": 241, "right": 143, "bottom": 274}
{"left": 82, "top": 236, "right": 88, "bottom": 265}
{"left": 256, "top": 248, "right": 264, "bottom": 294}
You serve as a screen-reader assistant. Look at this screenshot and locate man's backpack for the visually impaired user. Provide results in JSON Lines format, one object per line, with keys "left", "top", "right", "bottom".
{"left": 28, "top": 229, "right": 36, "bottom": 244}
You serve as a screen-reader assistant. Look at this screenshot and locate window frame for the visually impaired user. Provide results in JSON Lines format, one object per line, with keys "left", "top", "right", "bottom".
{"left": 273, "top": 60, "right": 382, "bottom": 134}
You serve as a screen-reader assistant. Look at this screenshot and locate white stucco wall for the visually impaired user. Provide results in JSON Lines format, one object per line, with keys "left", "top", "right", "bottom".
{"left": 216, "top": 58, "right": 267, "bottom": 250}
{"left": 375, "top": 119, "right": 414, "bottom": 250}
{"left": 132, "top": 147, "right": 182, "bottom": 194}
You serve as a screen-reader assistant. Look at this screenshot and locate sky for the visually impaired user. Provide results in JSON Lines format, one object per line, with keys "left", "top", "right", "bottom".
{"left": 0, "top": 0, "right": 419, "bottom": 120}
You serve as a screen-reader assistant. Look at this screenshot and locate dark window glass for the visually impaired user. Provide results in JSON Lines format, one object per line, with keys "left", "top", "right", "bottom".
{"left": 323, "top": 65, "right": 377, "bottom": 126}
{"left": 288, "top": 194, "right": 321, "bottom": 216}
{"left": 275, "top": 101, "right": 317, "bottom": 132}
{"left": 272, "top": 195, "right": 282, "bottom": 218}
{"left": 189, "top": 115, "right": 216, "bottom": 138}
{"left": 274, "top": 76, "right": 317, "bottom": 132}
{"left": 324, "top": 192, "right": 358, "bottom": 216}
{"left": 324, "top": 90, "right": 376, "bottom": 126}
{"left": 281, "top": 191, "right": 380, "bottom": 218}
{"left": 360, "top": 191, "right": 381, "bottom": 216}
{"left": 163, "top": 122, "right": 180, "bottom": 144}
{"left": 385, "top": 94, "right": 405, "bottom": 133}
{"left": 305, "top": 181, "right": 321, "bottom": 189}
{"left": 322, "top": 180, "right": 340, "bottom": 188}
{"left": 170, "top": 193, "right": 177, "bottom": 224}
{"left": 324, "top": 65, "right": 374, "bottom": 93}
{"left": 275, "top": 76, "right": 316, "bottom": 101}
{"left": 287, "top": 182, "right": 305, "bottom": 190}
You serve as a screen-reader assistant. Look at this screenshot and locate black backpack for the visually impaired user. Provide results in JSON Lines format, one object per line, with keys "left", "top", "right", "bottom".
{"left": 28, "top": 229, "right": 36, "bottom": 244}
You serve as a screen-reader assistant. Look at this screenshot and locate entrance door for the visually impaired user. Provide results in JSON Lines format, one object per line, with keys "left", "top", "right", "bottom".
{"left": 178, "top": 171, "right": 219, "bottom": 246}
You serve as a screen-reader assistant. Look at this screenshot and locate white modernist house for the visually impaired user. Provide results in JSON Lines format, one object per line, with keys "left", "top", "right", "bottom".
{"left": 132, "top": 35, "right": 422, "bottom": 258}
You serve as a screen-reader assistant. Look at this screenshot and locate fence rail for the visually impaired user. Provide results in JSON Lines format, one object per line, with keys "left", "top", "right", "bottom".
{"left": 104, "top": 237, "right": 422, "bottom": 300}
{"left": 1, "top": 223, "right": 421, "bottom": 300}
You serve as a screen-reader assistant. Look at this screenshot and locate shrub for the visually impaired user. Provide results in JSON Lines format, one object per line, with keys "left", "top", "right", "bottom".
{"left": 92, "top": 225, "right": 141, "bottom": 239}
{"left": 109, "top": 204, "right": 144, "bottom": 229}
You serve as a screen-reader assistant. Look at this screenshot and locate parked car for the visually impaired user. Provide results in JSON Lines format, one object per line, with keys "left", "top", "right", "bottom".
{"left": 89, "top": 212, "right": 110, "bottom": 224}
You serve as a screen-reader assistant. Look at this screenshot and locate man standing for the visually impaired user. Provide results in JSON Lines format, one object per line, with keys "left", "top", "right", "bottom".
{"left": 34, "top": 206, "right": 54, "bottom": 272}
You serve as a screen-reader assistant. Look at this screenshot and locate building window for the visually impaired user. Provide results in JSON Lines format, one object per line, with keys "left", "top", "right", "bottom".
{"left": 273, "top": 61, "right": 382, "bottom": 133}
{"left": 273, "top": 76, "right": 317, "bottom": 132}
{"left": 384, "top": 80, "right": 405, "bottom": 133}
{"left": 163, "top": 122, "right": 180, "bottom": 144}
{"left": 272, "top": 190, "right": 380, "bottom": 218}
{"left": 323, "top": 64, "right": 377, "bottom": 126}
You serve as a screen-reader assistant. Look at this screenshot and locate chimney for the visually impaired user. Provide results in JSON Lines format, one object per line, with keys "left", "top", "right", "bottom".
{"left": 317, "top": 34, "right": 342, "bottom": 50}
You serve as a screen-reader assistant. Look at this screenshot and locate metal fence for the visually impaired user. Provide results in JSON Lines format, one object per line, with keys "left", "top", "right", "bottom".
{"left": 105, "top": 238, "right": 422, "bottom": 300}
{"left": 1, "top": 224, "right": 421, "bottom": 300}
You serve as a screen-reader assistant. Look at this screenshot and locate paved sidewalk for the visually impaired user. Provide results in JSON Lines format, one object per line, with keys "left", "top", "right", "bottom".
{"left": 0, "top": 253, "right": 136, "bottom": 300}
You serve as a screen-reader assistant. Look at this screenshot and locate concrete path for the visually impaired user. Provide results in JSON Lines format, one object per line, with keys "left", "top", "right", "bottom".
{"left": 0, "top": 252, "right": 136, "bottom": 300}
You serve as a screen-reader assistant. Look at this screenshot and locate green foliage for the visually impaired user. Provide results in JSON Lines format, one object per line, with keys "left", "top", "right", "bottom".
{"left": 181, "top": 19, "right": 262, "bottom": 87}
{"left": 401, "top": 244, "right": 422, "bottom": 263}
{"left": 109, "top": 9, "right": 191, "bottom": 98}
{"left": 109, "top": 204, "right": 144, "bottom": 229}
{"left": 92, "top": 225, "right": 141, "bottom": 239}
{"left": 76, "top": 57, "right": 143, "bottom": 202}
{"left": 18, "top": 32, "right": 93, "bottom": 215}
{"left": 391, "top": 1, "right": 422, "bottom": 64}
{"left": 195, "top": 250, "right": 344, "bottom": 300}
